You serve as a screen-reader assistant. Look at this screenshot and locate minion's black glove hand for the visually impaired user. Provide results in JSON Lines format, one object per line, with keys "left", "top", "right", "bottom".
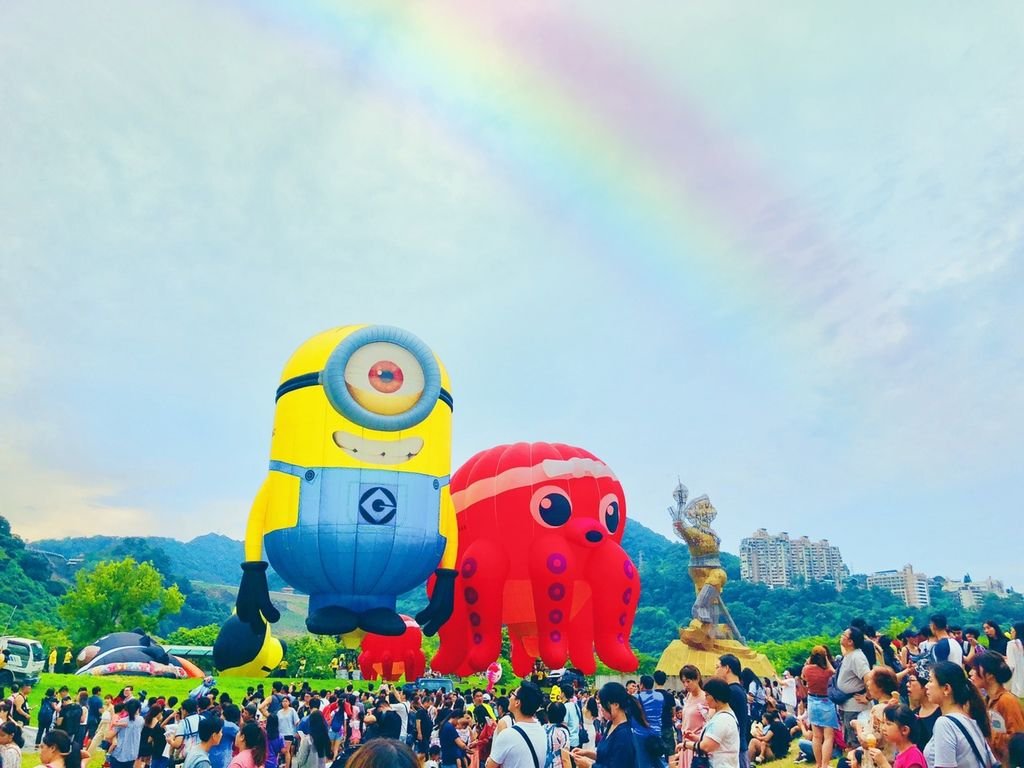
{"left": 415, "top": 568, "right": 458, "bottom": 636}
{"left": 236, "top": 561, "right": 281, "bottom": 630}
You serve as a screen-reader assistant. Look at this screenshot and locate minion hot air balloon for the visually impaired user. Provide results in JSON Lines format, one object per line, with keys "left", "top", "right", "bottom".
{"left": 214, "top": 325, "right": 458, "bottom": 675}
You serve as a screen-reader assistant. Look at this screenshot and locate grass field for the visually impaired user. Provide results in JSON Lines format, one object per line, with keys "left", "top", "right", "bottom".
{"left": 20, "top": 672, "right": 396, "bottom": 714}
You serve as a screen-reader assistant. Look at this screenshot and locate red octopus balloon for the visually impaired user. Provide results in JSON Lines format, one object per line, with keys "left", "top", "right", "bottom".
{"left": 430, "top": 442, "right": 640, "bottom": 677}
{"left": 358, "top": 615, "right": 426, "bottom": 682}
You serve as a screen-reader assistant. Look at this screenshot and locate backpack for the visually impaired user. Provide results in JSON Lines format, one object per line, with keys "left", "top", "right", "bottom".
{"left": 544, "top": 723, "right": 569, "bottom": 768}
{"left": 630, "top": 721, "right": 664, "bottom": 768}
{"left": 268, "top": 694, "right": 284, "bottom": 716}
{"left": 637, "top": 690, "right": 664, "bottom": 730}
{"left": 827, "top": 658, "right": 855, "bottom": 705}
{"left": 171, "top": 716, "right": 198, "bottom": 767}
{"left": 576, "top": 702, "right": 589, "bottom": 746}
{"left": 656, "top": 689, "right": 675, "bottom": 733}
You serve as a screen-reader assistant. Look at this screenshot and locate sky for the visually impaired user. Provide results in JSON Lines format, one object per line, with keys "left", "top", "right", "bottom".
{"left": 2, "top": 1, "right": 1022, "bottom": 589}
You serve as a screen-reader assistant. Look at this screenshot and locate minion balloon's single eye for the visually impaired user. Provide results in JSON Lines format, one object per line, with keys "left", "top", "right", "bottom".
{"left": 344, "top": 342, "right": 425, "bottom": 414}
{"left": 275, "top": 325, "right": 452, "bottom": 432}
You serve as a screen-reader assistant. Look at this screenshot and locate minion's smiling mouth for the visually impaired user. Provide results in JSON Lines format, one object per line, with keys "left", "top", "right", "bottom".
{"left": 332, "top": 431, "right": 424, "bottom": 465}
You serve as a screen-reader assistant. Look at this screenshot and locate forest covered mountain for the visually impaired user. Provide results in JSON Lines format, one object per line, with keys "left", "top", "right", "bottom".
{"left": 6, "top": 515, "right": 1022, "bottom": 654}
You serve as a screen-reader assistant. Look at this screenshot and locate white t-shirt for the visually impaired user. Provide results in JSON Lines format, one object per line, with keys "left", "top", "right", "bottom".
{"left": 489, "top": 720, "right": 547, "bottom": 768}
{"left": 923, "top": 713, "right": 995, "bottom": 768}
{"left": 780, "top": 678, "right": 798, "bottom": 710}
{"left": 391, "top": 701, "right": 411, "bottom": 741}
{"left": 1006, "top": 639, "right": 1024, "bottom": 697}
{"left": 180, "top": 714, "right": 203, "bottom": 751}
{"left": 931, "top": 637, "right": 964, "bottom": 668}
{"left": 163, "top": 722, "right": 179, "bottom": 759}
{"left": 702, "top": 710, "right": 739, "bottom": 768}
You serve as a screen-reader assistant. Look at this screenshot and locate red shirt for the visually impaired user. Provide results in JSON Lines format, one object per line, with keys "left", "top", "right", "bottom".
{"left": 802, "top": 664, "right": 831, "bottom": 697}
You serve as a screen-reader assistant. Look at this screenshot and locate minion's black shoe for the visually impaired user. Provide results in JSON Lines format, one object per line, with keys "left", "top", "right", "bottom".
{"left": 359, "top": 608, "right": 406, "bottom": 636}
{"left": 306, "top": 606, "right": 359, "bottom": 635}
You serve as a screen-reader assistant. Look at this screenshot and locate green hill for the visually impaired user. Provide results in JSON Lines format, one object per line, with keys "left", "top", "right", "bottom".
{"left": 0, "top": 517, "right": 65, "bottom": 625}
{"left": 14, "top": 515, "right": 1024, "bottom": 655}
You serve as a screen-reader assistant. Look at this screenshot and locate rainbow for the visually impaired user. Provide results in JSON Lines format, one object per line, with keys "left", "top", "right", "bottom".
{"left": 231, "top": 0, "right": 884, "bottom": 355}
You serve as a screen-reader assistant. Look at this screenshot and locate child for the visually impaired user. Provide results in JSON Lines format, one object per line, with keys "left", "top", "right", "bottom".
{"left": 865, "top": 705, "right": 925, "bottom": 768}
{"left": 348, "top": 710, "right": 362, "bottom": 747}
{"left": 425, "top": 745, "right": 441, "bottom": 768}
{"left": 456, "top": 713, "right": 473, "bottom": 768}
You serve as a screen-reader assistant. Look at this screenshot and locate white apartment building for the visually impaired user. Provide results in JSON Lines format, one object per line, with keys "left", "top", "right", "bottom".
{"left": 941, "top": 576, "right": 1008, "bottom": 609}
{"left": 739, "top": 529, "right": 848, "bottom": 589}
{"left": 866, "top": 564, "right": 931, "bottom": 608}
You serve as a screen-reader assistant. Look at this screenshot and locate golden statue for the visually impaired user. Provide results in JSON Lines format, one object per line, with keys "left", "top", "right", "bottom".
{"left": 669, "top": 484, "right": 741, "bottom": 649}
{"left": 656, "top": 481, "right": 775, "bottom": 680}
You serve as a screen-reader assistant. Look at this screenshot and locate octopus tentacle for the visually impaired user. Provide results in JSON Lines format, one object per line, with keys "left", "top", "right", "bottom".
{"left": 590, "top": 545, "right": 640, "bottom": 671}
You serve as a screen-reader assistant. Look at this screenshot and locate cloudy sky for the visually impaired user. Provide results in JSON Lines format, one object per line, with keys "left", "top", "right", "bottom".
{"left": 2, "top": 1, "right": 1022, "bottom": 588}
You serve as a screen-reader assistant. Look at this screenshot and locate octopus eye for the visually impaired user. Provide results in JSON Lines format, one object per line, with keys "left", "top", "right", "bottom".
{"left": 600, "top": 493, "right": 622, "bottom": 534}
{"left": 530, "top": 485, "right": 572, "bottom": 528}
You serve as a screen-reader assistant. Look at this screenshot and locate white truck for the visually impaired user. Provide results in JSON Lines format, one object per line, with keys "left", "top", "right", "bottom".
{"left": 0, "top": 636, "right": 45, "bottom": 688}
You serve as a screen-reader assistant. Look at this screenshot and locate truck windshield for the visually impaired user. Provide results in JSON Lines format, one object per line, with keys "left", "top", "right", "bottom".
{"left": 5, "top": 643, "right": 31, "bottom": 665}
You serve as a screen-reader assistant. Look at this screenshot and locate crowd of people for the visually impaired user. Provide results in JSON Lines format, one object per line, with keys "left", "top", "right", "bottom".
{"left": 1, "top": 615, "right": 1023, "bottom": 768}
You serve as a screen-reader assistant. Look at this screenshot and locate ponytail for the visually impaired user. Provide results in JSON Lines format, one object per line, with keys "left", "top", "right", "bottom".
{"left": 597, "top": 682, "right": 649, "bottom": 728}
{"left": 1, "top": 721, "right": 25, "bottom": 749}
{"left": 932, "top": 661, "right": 991, "bottom": 739}
{"left": 624, "top": 695, "right": 649, "bottom": 727}
{"left": 241, "top": 721, "right": 266, "bottom": 767}
{"left": 43, "top": 729, "right": 83, "bottom": 768}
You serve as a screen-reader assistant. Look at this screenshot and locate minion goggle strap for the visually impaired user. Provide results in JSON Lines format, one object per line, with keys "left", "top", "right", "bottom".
{"left": 274, "top": 325, "right": 452, "bottom": 432}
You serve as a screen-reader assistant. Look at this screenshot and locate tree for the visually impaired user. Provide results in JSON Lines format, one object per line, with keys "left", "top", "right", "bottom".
{"left": 58, "top": 557, "right": 185, "bottom": 646}
{"left": 165, "top": 624, "right": 221, "bottom": 645}
{"left": 10, "top": 619, "right": 71, "bottom": 651}
{"left": 285, "top": 635, "right": 342, "bottom": 677}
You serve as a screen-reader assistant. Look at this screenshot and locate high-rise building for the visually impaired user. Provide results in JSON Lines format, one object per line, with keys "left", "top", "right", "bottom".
{"left": 866, "top": 564, "right": 931, "bottom": 608}
{"left": 739, "top": 529, "right": 848, "bottom": 589}
{"left": 940, "top": 576, "right": 1007, "bottom": 609}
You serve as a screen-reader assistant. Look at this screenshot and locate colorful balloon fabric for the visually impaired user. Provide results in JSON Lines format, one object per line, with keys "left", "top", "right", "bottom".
{"left": 75, "top": 631, "right": 203, "bottom": 678}
{"left": 357, "top": 614, "right": 425, "bottom": 682}
{"left": 215, "top": 324, "right": 458, "bottom": 676}
{"left": 485, "top": 661, "right": 503, "bottom": 693}
{"left": 430, "top": 442, "right": 640, "bottom": 677}
{"left": 213, "top": 614, "right": 287, "bottom": 677}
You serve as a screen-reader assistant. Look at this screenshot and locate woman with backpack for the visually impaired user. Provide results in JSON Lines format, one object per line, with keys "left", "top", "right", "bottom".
{"left": 36, "top": 688, "right": 58, "bottom": 748}
{"left": 923, "top": 662, "right": 996, "bottom": 768}
{"left": 570, "top": 683, "right": 645, "bottom": 768}
{"left": 544, "top": 703, "right": 570, "bottom": 768}
{"left": 741, "top": 671, "right": 767, "bottom": 724}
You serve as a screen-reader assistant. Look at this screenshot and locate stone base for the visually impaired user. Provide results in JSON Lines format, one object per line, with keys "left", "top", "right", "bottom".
{"left": 655, "top": 638, "right": 776, "bottom": 681}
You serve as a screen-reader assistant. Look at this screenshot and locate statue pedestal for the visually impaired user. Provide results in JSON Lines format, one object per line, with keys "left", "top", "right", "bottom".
{"left": 655, "top": 638, "right": 776, "bottom": 681}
